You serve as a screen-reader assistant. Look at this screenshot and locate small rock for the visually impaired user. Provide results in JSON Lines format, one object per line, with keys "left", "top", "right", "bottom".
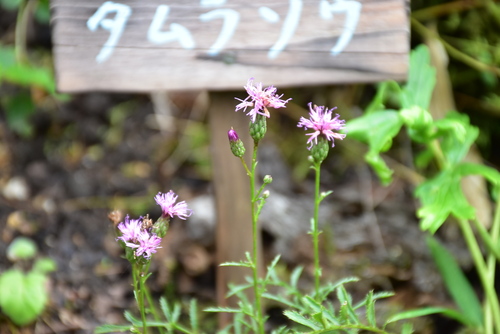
{"left": 2, "top": 176, "right": 30, "bottom": 201}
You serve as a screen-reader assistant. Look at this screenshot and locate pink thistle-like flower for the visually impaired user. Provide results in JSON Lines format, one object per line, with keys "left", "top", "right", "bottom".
{"left": 155, "top": 191, "right": 193, "bottom": 220}
{"left": 128, "top": 232, "right": 162, "bottom": 259}
{"left": 227, "top": 128, "right": 239, "bottom": 142}
{"left": 298, "top": 102, "right": 346, "bottom": 150}
{"left": 235, "top": 78, "right": 291, "bottom": 122}
{"left": 117, "top": 215, "right": 143, "bottom": 243}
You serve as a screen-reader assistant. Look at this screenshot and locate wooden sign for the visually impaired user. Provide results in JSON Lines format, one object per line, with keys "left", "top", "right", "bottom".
{"left": 51, "top": 0, "right": 409, "bottom": 92}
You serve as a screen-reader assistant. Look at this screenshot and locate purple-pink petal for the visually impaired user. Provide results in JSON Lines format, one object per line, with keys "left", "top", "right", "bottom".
{"left": 155, "top": 191, "right": 193, "bottom": 220}
{"left": 297, "top": 102, "right": 346, "bottom": 150}
{"left": 235, "top": 78, "right": 291, "bottom": 122}
{"left": 117, "top": 215, "right": 143, "bottom": 243}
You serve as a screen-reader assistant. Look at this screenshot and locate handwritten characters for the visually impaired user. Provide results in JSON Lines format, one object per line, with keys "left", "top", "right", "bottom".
{"left": 87, "top": 0, "right": 362, "bottom": 64}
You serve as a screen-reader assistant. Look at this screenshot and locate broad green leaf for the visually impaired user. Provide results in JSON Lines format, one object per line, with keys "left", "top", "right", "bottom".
{"left": 0, "top": 0, "right": 21, "bottom": 11}
{"left": 401, "top": 45, "right": 436, "bottom": 110}
{"left": 435, "top": 112, "right": 479, "bottom": 165}
{"left": 346, "top": 110, "right": 404, "bottom": 185}
{"left": 0, "top": 269, "right": 48, "bottom": 326}
{"left": 2, "top": 63, "right": 55, "bottom": 93}
{"left": 6, "top": 237, "right": 37, "bottom": 260}
{"left": 455, "top": 162, "right": 500, "bottom": 185}
{"left": 4, "top": 92, "right": 35, "bottom": 138}
{"left": 283, "top": 310, "right": 321, "bottom": 331}
{"left": 426, "top": 236, "right": 483, "bottom": 327}
{"left": 415, "top": 168, "right": 475, "bottom": 233}
{"left": 400, "top": 106, "right": 434, "bottom": 143}
{"left": 32, "top": 257, "right": 57, "bottom": 274}
{"left": 400, "top": 323, "right": 413, "bottom": 334}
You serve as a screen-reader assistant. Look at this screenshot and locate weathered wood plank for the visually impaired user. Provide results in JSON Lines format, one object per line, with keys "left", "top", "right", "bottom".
{"left": 51, "top": 0, "right": 409, "bottom": 92}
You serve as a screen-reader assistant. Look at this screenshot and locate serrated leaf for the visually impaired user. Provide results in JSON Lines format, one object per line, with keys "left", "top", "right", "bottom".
{"left": 262, "top": 293, "right": 300, "bottom": 309}
{"left": 365, "top": 291, "right": 376, "bottom": 326}
{"left": 283, "top": 310, "right": 321, "bottom": 330}
{"left": 435, "top": 112, "right": 479, "bottom": 165}
{"left": 415, "top": 168, "right": 476, "bottom": 233}
{"left": 426, "top": 236, "right": 483, "bottom": 327}
{"left": 189, "top": 298, "right": 198, "bottom": 331}
{"left": 402, "top": 45, "right": 436, "bottom": 110}
{"left": 400, "top": 106, "right": 434, "bottom": 143}
{"left": 346, "top": 110, "right": 404, "bottom": 185}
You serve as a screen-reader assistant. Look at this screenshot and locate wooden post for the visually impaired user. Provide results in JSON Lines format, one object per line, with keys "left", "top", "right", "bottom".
{"left": 208, "top": 92, "right": 257, "bottom": 328}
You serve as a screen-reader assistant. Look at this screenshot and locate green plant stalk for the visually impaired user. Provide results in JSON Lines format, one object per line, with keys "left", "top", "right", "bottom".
{"left": 133, "top": 262, "right": 148, "bottom": 334}
{"left": 484, "top": 197, "right": 500, "bottom": 334}
{"left": 312, "top": 161, "right": 322, "bottom": 300}
{"left": 457, "top": 217, "right": 500, "bottom": 333}
{"left": 250, "top": 140, "right": 265, "bottom": 334}
{"left": 411, "top": 17, "right": 500, "bottom": 77}
{"left": 144, "top": 278, "right": 165, "bottom": 334}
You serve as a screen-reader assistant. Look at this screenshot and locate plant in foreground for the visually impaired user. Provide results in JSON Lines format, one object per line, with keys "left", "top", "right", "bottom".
{"left": 0, "top": 237, "right": 57, "bottom": 326}
{"left": 97, "top": 74, "right": 446, "bottom": 334}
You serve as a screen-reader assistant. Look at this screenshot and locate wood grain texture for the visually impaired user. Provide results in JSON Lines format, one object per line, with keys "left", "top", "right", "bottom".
{"left": 51, "top": 0, "right": 409, "bottom": 92}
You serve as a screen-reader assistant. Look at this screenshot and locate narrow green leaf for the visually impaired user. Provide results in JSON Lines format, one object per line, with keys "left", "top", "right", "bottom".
{"left": 189, "top": 298, "right": 198, "bottom": 331}
{"left": 365, "top": 290, "right": 376, "bottom": 327}
{"left": 204, "top": 306, "right": 241, "bottom": 313}
{"left": 400, "top": 323, "right": 414, "bottom": 334}
{"left": 283, "top": 310, "right": 321, "bottom": 331}
{"left": 262, "top": 293, "right": 300, "bottom": 309}
{"left": 159, "top": 297, "right": 170, "bottom": 319}
{"left": 94, "top": 324, "right": 134, "bottom": 333}
{"left": 385, "top": 306, "right": 469, "bottom": 325}
{"left": 426, "top": 236, "right": 483, "bottom": 327}
{"left": 290, "top": 266, "right": 304, "bottom": 288}
{"left": 220, "top": 261, "right": 253, "bottom": 268}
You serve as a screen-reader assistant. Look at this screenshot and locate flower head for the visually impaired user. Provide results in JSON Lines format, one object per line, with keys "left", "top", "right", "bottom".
{"left": 227, "top": 128, "right": 240, "bottom": 142}
{"left": 235, "top": 78, "right": 291, "bottom": 122}
{"left": 117, "top": 215, "right": 143, "bottom": 243}
{"left": 297, "top": 103, "right": 346, "bottom": 150}
{"left": 125, "top": 232, "right": 162, "bottom": 259}
{"left": 155, "top": 191, "right": 193, "bottom": 220}
{"left": 227, "top": 127, "right": 246, "bottom": 158}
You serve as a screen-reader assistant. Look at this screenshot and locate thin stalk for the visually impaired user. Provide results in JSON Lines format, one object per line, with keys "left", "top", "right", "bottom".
{"left": 457, "top": 218, "right": 500, "bottom": 333}
{"left": 411, "top": 17, "right": 500, "bottom": 77}
{"left": 250, "top": 141, "right": 265, "bottom": 334}
{"left": 312, "top": 161, "right": 322, "bottom": 300}
{"left": 484, "top": 197, "right": 500, "bottom": 333}
{"left": 133, "top": 263, "right": 148, "bottom": 334}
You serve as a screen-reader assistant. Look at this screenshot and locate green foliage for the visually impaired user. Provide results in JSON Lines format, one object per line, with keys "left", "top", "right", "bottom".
{"left": 0, "top": 237, "right": 56, "bottom": 326}
{"left": 347, "top": 43, "right": 500, "bottom": 332}
{"left": 0, "top": 270, "right": 49, "bottom": 326}
{"left": 6, "top": 236, "right": 37, "bottom": 260}
{"left": 426, "top": 236, "right": 483, "bottom": 327}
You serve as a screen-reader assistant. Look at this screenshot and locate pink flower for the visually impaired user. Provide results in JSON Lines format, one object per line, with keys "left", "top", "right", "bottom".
{"left": 117, "top": 215, "right": 143, "bottom": 243}
{"left": 235, "top": 78, "right": 291, "bottom": 122}
{"left": 154, "top": 191, "right": 193, "bottom": 220}
{"left": 297, "top": 103, "right": 346, "bottom": 150}
{"left": 126, "top": 232, "right": 162, "bottom": 259}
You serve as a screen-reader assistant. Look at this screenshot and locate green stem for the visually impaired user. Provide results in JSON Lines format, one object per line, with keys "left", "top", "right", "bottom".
{"left": 250, "top": 141, "right": 265, "bottom": 334}
{"left": 312, "top": 161, "right": 322, "bottom": 300}
{"left": 457, "top": 218, "right": 500, "bottom": 333}
{"left": 484, "top": 197, "right": 500, "bottom": 333}
{"left": 411, "top": 17, "right": 500, "bottom": 77}
{"left": 133, "top": 262, "right": 148, "bottom": 334}
{"left": 144, "top": 280, "right": 165, "bottom": 334}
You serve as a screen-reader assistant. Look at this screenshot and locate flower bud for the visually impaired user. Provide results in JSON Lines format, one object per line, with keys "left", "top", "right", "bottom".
{"left": 262, "top": 190, "right": 270, "bottom": 199}
{"left": 263, "top": 175, "right": 273, "bottom": 184}
{"left": 152, "top": 216, "right": 170, "bottom": 238}
{"left": 311, "top": 137, "right": 329, "bottom": 164}
{"left": 249, "top": 114, "right": 267, "bottom": 143}
{"left": 228, "top": 128, "right": 246, "bottom": 158}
